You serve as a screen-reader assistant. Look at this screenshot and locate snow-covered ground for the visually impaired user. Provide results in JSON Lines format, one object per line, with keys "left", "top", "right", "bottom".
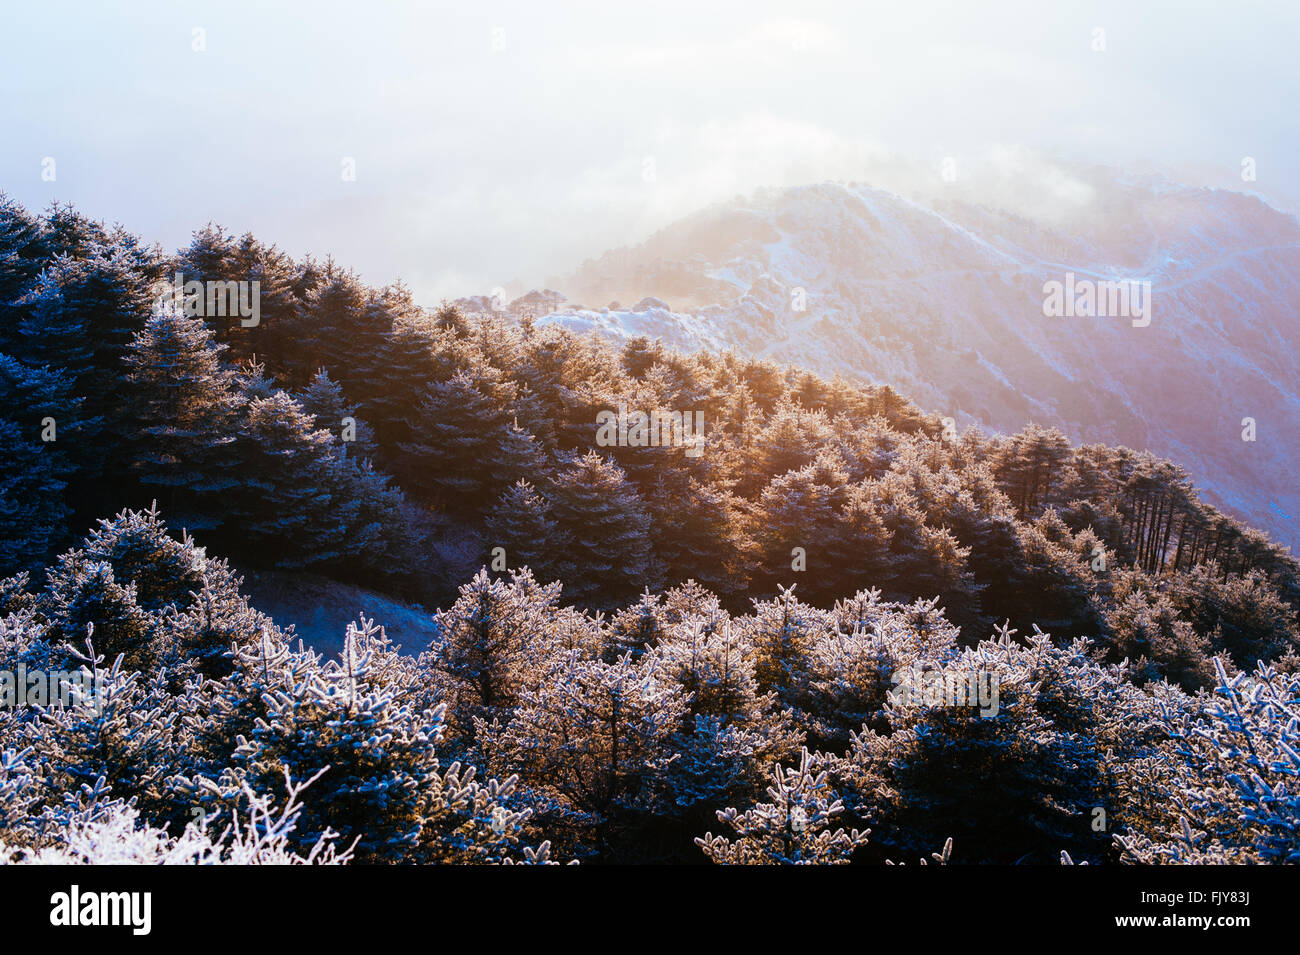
{"left": 239, "top": 570, "right": 438, "bottom": 658}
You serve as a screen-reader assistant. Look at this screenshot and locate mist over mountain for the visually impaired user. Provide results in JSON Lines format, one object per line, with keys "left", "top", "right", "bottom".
{"left": 501, "top": 165, "right": 1298, "bottom": 551}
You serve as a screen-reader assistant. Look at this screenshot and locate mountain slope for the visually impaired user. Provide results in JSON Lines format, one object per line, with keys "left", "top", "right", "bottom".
{"left": 523, "top": 173, "right": 1300, "bottom": 549}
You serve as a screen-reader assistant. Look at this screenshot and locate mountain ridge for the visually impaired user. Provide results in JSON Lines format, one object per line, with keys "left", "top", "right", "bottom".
{"left": 474, "top": 172, "right": 1300, "bottom": 550}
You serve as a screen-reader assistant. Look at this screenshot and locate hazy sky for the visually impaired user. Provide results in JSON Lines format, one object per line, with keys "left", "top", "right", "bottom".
{"left": 2, "top": 0, "right": 1296, "bottom": 301}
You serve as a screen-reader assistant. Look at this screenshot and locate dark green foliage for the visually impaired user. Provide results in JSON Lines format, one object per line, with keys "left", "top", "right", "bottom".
{"left": 547, "top": 451, "right": 655, "bottom": 608}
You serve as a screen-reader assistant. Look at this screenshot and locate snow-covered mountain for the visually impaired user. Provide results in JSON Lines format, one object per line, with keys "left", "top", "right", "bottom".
{"left": 490, "top": 169, "right": 1300, "bottom": 549}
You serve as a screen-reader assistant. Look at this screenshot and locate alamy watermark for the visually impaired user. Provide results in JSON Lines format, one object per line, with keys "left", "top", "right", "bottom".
{"left": 50, "top": 886, "right": 151, "bottom": 935}
{"left": 596, "top": 402, "right": 705, "bottom": 457}
{"left": 888, "top": 666, "right": 1000, "bottom": 718}
{"left": 1, "top": 664, "right": 106, "bottom": 712}
{"left": 1042, "top": 272, "right": 1151, "bottom": 328}
{"left": 153, "top": 271, "right": 260, "bottom": 327}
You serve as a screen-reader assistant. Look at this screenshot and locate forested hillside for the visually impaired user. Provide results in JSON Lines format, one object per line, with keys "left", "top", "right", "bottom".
{"left": 537, "top": 176, "right": 1300, "bottom": 552}
{"left": 1, "top": 194, "right": 1297, "bottom": 864}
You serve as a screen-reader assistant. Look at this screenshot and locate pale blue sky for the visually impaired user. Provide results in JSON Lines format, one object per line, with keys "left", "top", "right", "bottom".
{"left": 2, "top": 0, "right": 1296, "bottom": 300}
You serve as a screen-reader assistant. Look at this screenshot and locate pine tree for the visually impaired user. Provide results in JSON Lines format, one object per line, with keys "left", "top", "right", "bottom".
{"left": 824, "top": 479, "right": 895, "bottom": 598}
{"left": 217, "top": 616, "right": 550, "bottom": 863}
{"left": 399, "top": 370, "right": 535, "bottom": 510}
{"left": 227, "top": 231, "right": 306, "bottom": 369}
{"left": 26, "top": 644, "right": 184, "bottom": 830}
{"left": 77, "top": 504, "right": 208, "bottom": 612}
{"left": 806, "top": 592, "right": 962, "bottom": 750}
{"left": 648, "top": 616, "right": 802, "bottom": 822}
{"left": 38, "top": 555, "right": 157, "bottom": 673}
{"left": 695, "top": 748, "right": 868, "bottom": 864}
{"left": 298, "top": 367, "right": 376, "bottom": 459}
{"left": 0, "top": 194, "right": 48, "bottom": 354}
{"left": 17, "top": 263, "right": 95, "bottom": 383}
{"left": 429, "top": 568, "right": 584, "bottom": 738}
{"left": 751, "top": 455, "right": 847, "bottom": 599}
{"left": 363, "top": 314, "right": 438, "bottom": 452}
{"left": 295, "top": 265, "right": 384, "bottom": 388}
{"left": 840, "top": 626, "right": 1118, "bottom": 864}
{"left": 646, "top": 470, "right": 753, "bottom": 597}
{"left": 504, "top": 649, "right": 689, "bottom": 856}
{"left": 3, "top": 772, "right": 354, "bottom": 865}
{"left": 605, "top": 589, "right": 665, "bottom": 660}
{"left": 738, "top": 584, "right": 827, "bottom": 715}
{"left": 484, "top": 480, "right": 561, "bottom": 583}
{"left": 739, "top": 401, "right": 832, "bottom": 496}
{"left": 73, "top": 504, "right": 268, "bottom": 678}
{"left": 40, "top": 201, "right": 108, "bottom": 260}
{"left": 19, "top": 239, "right": 158, "bottom": 410}
{"left": 173, "top": 222, "right": 280, "bottom": 364}
{"left": 0, "top": 355, "right": 87, "bottom": 574}
{"left": 231, "top": 392, "right": 346, "bottom": 567}
{"left": 1102, "top": 590, "right": 1215, "bottom": 690}
{"left": 1164, "top": 564, "right": 1299, "bottom": 670}
{"left": 1117, "top": 657, "right": 1300, "bottom": 864}
{"left": 548, "top": 451, "right": 655, "bottom": 608}
{"left": 996, "top": 424, "right": 1073, "bottom": 517}
{"left": 333, "top": 457, "right": 413, "bottom": 576}
{"left": 869, "top": 474, "right": 977, "bottom": 609}
{"left": 121, "top": 309, "right": 244, "bottom": 529}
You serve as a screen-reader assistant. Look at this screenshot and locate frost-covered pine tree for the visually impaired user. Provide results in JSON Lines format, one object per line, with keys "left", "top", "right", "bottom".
{"left": 27, "top": 642, "right": 186, "bottom": 834}
{"left": 2, "top": 769, "right": 353, "bottom": 865}
{"left": 428, "top": 568, "right": 585, "bottom": 740}
{"left": 0, "top": 745, "right": 39, "bottom": 844}
{"left": 331, "top": 457, "right": 414, "bottom": 576}
{"left": 173, "top": 227, "right": 303, "bottom": 368}
{"left": 504, "top": 649, "right": 689, "bottom": 856}
{"left": 0, "top": 194, "right": 48, "bottom": 350}
{"left": 648, "top": 617, "right": 802, "bottom": 820}
{"left": 38, "top": 556, "right": 156, "bottom": 672}
{"left": 297, "top": 367, "right": 377, "bottom": 460}
{"left": 399, "top": 369, "right": 524, "bottom": 509}
{"left": 1117, "top": 657, "right": 1300, "bottom": 863}
{"left": 16, "top": 258, "right": 95, "bottom": 382}
{"left": 362, "top": 313, "right": 439, "bottom": 451}
{"left": 605, "top": 589, "right": 665, "bottom": 661}
{"left": 736, "top": 584, "right": 827, "bottom": 716}
{"left": 805, "top": 592, "right": 961, "bottom": 750}
{"left": 177, "top": 620, "right": 315, "bottom": 790}
{"left": 484, "top": 480, "right": 561, "bottom": 585}
{"left": 122, "top": 308, "right": 244, "bottom": 529}
{"left": 29, "top": 505, "right": 268, "bottom": 681}
{"left": 218, "top": 616, "right": 548, "bottom": 863}
{"left": 231, "top": 391, "right": 347, "bottom": 566}
{"left": 645, "top": 471, "right": 754, "bottom": 598}
{"left": 19, "top": 238, "right": 159, "bottom": 445}
{"left": 0, "top": 355, "right": 87, "bottom": 574}
{"left": 159, "top": 555, "right": 281, "bottom": 681}
{"left": 547, "top": 451, "right": 655, "bottom": 608}
{"left": 751, "top": 454, "right": 847, "bottom": 600}
{"left": 293, "top": 265, "right": 382, "bottom": 387}
{"left": 839, "top": 624, "right": 1120, "bottom": 864}
{"left": 695, "top": 748, "right": 868, "bottom": 865}
{"left": 1102, "top": 588, "right": 1215, "bottom": 690}
{"left": 77, "top": 504, "right": 209, "bottom": 612}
